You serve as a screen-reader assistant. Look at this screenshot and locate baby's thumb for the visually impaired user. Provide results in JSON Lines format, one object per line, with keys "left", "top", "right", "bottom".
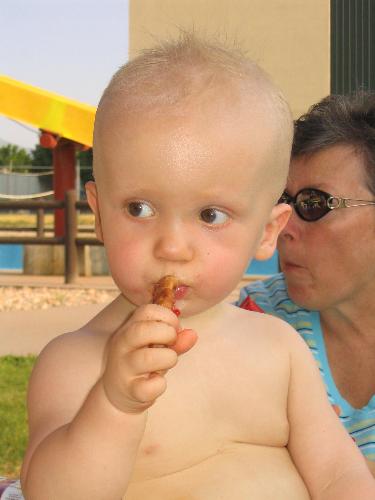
{"left": 171, "top": 329, "right": 198, "bottom": 355}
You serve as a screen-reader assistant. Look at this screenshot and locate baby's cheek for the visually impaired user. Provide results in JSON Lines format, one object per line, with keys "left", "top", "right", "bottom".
{"left": 201, "top": 252, "right": 247, "bottom": 301}
{"left": 106, "top": 246, "right": 143, "bottom": 290}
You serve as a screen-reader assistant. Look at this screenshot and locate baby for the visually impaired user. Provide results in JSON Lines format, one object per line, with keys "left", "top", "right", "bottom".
{"left": 21, "top": 35, "right": 375, "bottom": 499}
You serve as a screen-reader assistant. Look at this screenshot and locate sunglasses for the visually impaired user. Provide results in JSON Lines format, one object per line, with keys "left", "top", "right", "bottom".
{"left": 278, "top": 188, "right": 375, "bottom": 222}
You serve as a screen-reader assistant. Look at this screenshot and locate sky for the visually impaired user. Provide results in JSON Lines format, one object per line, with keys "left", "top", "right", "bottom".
{"left": 0, "top": 0, "right": 129, "bottom": 149}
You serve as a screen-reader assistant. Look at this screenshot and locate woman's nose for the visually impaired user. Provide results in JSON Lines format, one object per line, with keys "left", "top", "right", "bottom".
{"left": 279, "top": 208, "right": 300, "bottom": 241}
{"left": 153, "top": 223, "right": 194, "bottom": 262}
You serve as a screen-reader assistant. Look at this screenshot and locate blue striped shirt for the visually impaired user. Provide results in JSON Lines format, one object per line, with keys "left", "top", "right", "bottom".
{"left": 237, "top": 273, "right": 375, "bottom": 462}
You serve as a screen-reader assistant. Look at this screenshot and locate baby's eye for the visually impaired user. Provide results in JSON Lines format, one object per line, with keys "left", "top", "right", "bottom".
{"left": 127, "top": 201, "right": 155, "bottom": 218}
{"left": 200, "top": 208, "right": 229, "bottom": 225}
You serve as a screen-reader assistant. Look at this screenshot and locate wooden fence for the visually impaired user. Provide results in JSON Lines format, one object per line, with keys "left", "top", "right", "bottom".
{"left": 0, "top": 190, "right": 102, "bottom": 283}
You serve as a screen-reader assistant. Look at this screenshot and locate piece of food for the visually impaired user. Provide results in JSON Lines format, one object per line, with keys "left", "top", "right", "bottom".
{"left": 151, "top": 275, "right": 180, "bottom": 352}
{"left": 152, "top": 275, "right": 179, "bottom": 309}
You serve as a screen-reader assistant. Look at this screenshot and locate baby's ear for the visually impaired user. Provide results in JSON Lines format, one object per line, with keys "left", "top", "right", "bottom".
{"left": 85, "top": 180, "right": 104, "bottom": 242}
{"left": 254, "top": 203, "right": 291, "bottom": 261}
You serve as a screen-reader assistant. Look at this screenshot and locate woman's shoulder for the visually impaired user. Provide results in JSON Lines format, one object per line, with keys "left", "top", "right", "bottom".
{"left": 237, "top": 273, "right": 317, "bottom": 333}
{"left": 237, "top": 273, "right": 290, "bottom": 312}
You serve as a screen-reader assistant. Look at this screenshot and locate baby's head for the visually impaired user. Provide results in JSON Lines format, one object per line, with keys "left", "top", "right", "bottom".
{"left": 87, "top": 34, "right": 292, "bottom": 315}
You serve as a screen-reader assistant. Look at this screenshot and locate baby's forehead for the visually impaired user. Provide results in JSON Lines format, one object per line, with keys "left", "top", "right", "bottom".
{"left": 96, "top": 79, "right": 275, "bottom": 146}
{"left": 95, "top": 69, "right": 291, "bottom": 192}
{"left": 94, "top": 34, "right": 292, "bottom": 168}
{"left": 95, "top": 90, "right": 275, "bottom": 173}
{"left": 94, "top": 95, "right": 287, "bottom": 206}
{"left": 96, "top": 100, "right": 280, "bottom": 192}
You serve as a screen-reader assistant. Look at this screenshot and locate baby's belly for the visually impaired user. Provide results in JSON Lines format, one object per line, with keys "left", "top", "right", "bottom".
{"left": 124, "top": 443, "right": 310, "bottom": 499}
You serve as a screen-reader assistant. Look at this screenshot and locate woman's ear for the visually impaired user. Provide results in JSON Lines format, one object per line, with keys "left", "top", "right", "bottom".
{"left": 254, "top": 203, "right": 291, "bottom": 261}
{"left": 85, "top": 180, "right": 104, "bottom": 242}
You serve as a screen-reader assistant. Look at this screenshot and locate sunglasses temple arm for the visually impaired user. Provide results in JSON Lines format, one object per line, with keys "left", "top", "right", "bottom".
{"left": 343, "top": 199, "right": 375, "bottom": 208}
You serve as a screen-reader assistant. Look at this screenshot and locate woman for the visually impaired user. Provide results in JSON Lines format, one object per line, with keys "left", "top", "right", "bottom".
{"left": 238, "top": 90, "right": 375, "bottom": 474}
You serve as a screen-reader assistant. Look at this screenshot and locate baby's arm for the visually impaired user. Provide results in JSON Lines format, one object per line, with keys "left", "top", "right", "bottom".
{"left": 285, "top": 324, "right": 375, "bottom": 498}
{"left": 21, "top": 305, "right": 196, "bottom": 500}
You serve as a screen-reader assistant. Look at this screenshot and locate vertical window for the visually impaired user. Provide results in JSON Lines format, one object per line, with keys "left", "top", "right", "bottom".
{"left": 331, "top": 0, "right": 375, "bottom": 94}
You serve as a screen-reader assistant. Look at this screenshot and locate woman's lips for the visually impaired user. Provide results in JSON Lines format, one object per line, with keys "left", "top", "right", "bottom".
{"left": 282, "top": 261, "right": 304, "bottom": 272}
{"left": 175, "top": 285, "right": 189, "bottom": 300}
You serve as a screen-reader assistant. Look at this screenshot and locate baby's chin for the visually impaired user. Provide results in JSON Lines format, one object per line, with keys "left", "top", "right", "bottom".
{"left": 117, "top": 286, "right": 223, "bottom": 318}
{"left": 117, "top": 290, "right": 150, "bottom": 308}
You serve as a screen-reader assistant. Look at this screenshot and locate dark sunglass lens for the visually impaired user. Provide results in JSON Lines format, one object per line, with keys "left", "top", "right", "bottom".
{"left": 295, "top": 190, "right": 329, "bottom": 221}
{"left": 278, "top": 192, "right": 290, "bottom": 204}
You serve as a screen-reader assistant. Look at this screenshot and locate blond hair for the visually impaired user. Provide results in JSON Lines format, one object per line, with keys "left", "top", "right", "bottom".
{"left": 98, "top": 33, "right": 290, "bottom": 120}
{"left": 94, "top": 33, "right": 293, "bottom": 196}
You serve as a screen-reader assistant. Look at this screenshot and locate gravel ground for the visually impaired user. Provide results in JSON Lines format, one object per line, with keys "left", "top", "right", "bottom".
{"left": 0, "top": 278, "right": 253, "bottom": 312}
{"left": 0, "top": 287, "right": 119, "bottom": 312}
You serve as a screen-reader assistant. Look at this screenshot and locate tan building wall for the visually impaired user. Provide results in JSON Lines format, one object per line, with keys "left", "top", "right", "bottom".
{"left": 129, "top": 0, "right": 330, "bottom": 118}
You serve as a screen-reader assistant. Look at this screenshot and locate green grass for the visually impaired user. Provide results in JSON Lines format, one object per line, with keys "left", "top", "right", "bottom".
{"left": 0, "top": 213, "right": 94, "bottom": 229}
{"left": 0, "top": 356, "right": 36, "bottom": 478}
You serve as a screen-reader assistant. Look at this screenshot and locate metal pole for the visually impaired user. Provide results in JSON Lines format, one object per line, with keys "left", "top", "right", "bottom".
{"left": 64, "top": 189, "right": 78, "bottom": 284}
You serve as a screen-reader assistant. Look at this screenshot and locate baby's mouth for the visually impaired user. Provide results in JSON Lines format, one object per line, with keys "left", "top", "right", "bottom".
{"left": 174, "top": 285, "right": 189, "bottom": 300}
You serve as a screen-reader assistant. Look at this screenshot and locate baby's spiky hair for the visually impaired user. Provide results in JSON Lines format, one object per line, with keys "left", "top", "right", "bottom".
{"left": 96, "top": 32, "right": 291, "bottom": 125}
{"left": 94, "top": 33, "right": 293, "bottom": 198}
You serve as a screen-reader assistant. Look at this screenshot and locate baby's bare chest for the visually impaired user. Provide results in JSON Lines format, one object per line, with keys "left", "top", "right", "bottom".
{"left": 131, "top": 344, "right": 290, "bottom": 483}
{"left": 127, "top": 381, "right": 306, "bottom": 500}
{"left": 126, "top": 444, "right": 309, "bottom": 500}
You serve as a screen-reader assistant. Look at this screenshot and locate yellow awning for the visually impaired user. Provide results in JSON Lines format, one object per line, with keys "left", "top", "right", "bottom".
{"left": 0, "top": 74, "right": 96, "bottom": 146}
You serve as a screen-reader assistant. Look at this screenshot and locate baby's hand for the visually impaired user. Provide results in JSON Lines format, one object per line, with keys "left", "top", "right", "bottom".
{"left": 101, "top": 304, "right": 197, "bottom": 414}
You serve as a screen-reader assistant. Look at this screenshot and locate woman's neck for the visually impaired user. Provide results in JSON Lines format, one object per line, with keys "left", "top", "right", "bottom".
{"left": 319, "top": 294, "right": 375, "bottom": 409}
{"left": 320, "top": 294, "right": 375, "bottom": 345}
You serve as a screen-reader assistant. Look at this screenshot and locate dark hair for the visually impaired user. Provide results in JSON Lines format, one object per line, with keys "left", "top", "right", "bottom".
{"left": 292, "top": 91, "right": 375, "bottom": 194}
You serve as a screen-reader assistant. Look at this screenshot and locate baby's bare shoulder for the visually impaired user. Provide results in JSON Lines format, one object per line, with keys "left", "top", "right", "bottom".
{"left": 37, "top": 326, "right": 106, "bottom": 377}
{"left": 27, "top": 294, "right": 133, "bottom": 420}
{"left": 225, "top": 303, "right": 298, "bottom": 343}
{"left": 31, "top": 294, "right": 132, "bottom": 387}
{"left": 213, "top": 304, "right": 309, "bottom": 374}
{"left": 22, "top": 326, "right": 108, "bottom": 480}
{"left": 28, "top": 327, "right": 106, "bottom": 418}
{"left": 24, "top": 297, "right": 134, "bottom": 471}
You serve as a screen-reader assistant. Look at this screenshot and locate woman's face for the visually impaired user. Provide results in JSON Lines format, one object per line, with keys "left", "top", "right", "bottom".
{"left": 278, "top": 144, "right": 375, "bottom": 311}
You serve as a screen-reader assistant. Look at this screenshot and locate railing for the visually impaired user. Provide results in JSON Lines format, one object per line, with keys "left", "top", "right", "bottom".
{"left": 0, "top": 190, "right": 102, "bottom": 283}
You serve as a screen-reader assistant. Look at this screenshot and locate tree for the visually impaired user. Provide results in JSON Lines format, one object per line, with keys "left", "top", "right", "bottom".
{"left": 30, "top": 144, "right": 52, "bottom": 168}
{"left": 78, "top": 148, "right": 92, "bottom": 167}
{"left": 0, "top": 144, "right": 32, "bottom": 169}
{"left": 78, "top": 148, "right": 93, "bottom": 190}
{"left": 30, "top": 144, "right": 92, "bottom": 169}
{"left": 28, "top": 144, "right": 93, "bottom": 198}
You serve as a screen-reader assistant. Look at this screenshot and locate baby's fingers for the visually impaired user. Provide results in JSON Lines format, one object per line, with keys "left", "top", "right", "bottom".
{"left": 116, "top": 320, "right": 177, "bottom": 351}
{"left": 130, "top": 373, "right": 167, "bottom": 406}
{"left": 171, "top": 329, "right": 198, "bottom": 355}
{"left": 128, "top": 346, "right": 178, "bottom": 375}
{"left": 129, "top": 304, "right": 179, "bottom": 329}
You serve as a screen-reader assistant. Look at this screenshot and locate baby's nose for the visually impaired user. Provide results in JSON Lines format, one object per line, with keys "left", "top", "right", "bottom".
{"left": 154, "top": 223, "right": 194, "bottom": 262}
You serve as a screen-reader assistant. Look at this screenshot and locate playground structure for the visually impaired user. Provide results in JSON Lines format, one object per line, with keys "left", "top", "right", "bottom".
{"left": 0, "top": 190, "right": 102, "bottom": 283}
{"left": 0, "top": 74, "right": 96, "bottom": 236}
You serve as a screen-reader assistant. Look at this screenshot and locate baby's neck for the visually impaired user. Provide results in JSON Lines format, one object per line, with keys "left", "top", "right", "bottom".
{"left": 94, "top": 293, "right": 228, "bottom": 332}
{"left": 180, "top": 301, "right": 228, "bottom": 331}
